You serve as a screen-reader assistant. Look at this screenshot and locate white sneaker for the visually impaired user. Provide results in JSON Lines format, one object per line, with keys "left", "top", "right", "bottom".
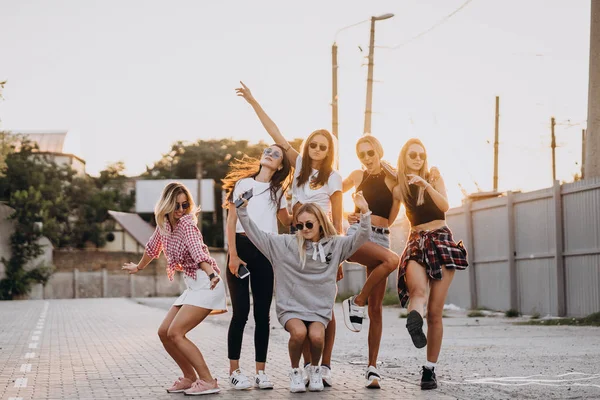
{"left": 365, "top": 365, "right": 382, "bottom": 388}
{"left": 254, "top": 370, "right": 274, "bottom": 389}
{"left": 308, "top": 366, "right": 324, "bottom": 392}
{"left": 289, "top": 368, "right": 306, "bottom": 393}
{"left": 342, "top": 295, "right": 365, "bottom": 332}
{"left": 302, "top": 363, "right": 311, "bottom": 386}
{"left": 321, "top": 365, "right": 333, "bottom": 387}
{"left": 229, "top": 369, "right": 252, "bottom": 390}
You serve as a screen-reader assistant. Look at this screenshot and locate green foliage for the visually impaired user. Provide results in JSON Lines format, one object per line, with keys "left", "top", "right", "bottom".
{"left": 382, "top": 289, "right": 400, "bottom": 306}
{"left": 505, "top": 309, "right": 520, "bottom": 318}
{"left": 517, "top": 312, "right": 600, "bottom": 327}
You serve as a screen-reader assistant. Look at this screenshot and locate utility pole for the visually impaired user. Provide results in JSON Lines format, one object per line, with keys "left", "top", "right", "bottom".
{"left": 196, "top": 160, "right": 203, "bottom": 230}
{"left": 551, "top": 117, "right": 557, "bottom": 182}
{"left": 332, "top": 42, "right": 339, "bottom": 140}
{"left": 363, "top": 17, "right": 376, "bottom": 135}
{"left": 585, "top": 0, "right": 600, "bottom": 178}
{"left": 493, "top": 96, "right": 500, "bottom": 191}
{"left": 582, "top": 128, "right": 587, "bottom": 179}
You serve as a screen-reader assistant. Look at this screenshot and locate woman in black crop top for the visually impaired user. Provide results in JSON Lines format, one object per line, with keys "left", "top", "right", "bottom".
{"left": 395, "top": 138, "right": 468, "bottom": 390}
{"left": 339, "top": 135, "right": 401, "bottom": 388}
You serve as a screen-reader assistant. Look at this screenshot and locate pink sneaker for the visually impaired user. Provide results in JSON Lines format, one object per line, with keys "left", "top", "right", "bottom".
{"left": 184, "top": 379, "right": 220, "bottom": 396}
{"left": 166, "top": 377, "right": 193, "bottom": 393}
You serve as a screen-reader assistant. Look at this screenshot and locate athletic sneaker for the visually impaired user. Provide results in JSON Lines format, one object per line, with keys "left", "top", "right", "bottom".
{"left": 289, "top": 368, "right": 306, "bottom": 393}
{"left": 308, "top": 366, "right": 324, "bottom": 392}
{"left": 302, "top": 363, "right": 311, "bottom": 386}
{"left": 420, "top": 366, "right": 438, "bottom": 390}
{"left": 320, "top": 365, "right": 332, "bottom": 387}
{"left": 406, "top": 310, "right": 427, "bottom": 348}
{"left": 166, "top": 376, "right": 193, "bottom": 393}
{"left": 229, "top": 369, "right": 252, "bottom": 390}
{"left": 365, "top": 365, "right": 382, "bottom": 389}
{"left": 342, "top": 295, "right": 365, "bottom": 332}
{"left": 254, "top": 370, "right": 274, "bottom": 389}
{"left": 183, "top": 379, "right": 220, "bottom": 395}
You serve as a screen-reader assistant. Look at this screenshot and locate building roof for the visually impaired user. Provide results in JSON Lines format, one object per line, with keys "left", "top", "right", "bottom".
{"left": 11, "top": 131, "right": 68, "bottom": 153}
{"left": 108, "top": 211, "right": 154, "bottom": 246}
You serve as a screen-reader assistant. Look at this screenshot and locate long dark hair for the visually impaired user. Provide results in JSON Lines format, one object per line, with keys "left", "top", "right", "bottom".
{"left": 296, "top": 129, "right": 336, "bottom": 188}
{"left": 222, "top": 144, "right": 292, "bottom": 207}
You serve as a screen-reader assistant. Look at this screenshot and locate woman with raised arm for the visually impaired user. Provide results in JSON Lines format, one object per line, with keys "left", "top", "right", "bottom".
{"left": 221, "top": 144, "right": 293, "bottom": 391}
{"left": 342, "top": 138, "right": 468, "bottom": 391}
{"left": 339, "top": 134, "right": 400, "bottom": 389}
{"left": 122, "top": 182, "right": 226, "bottom": 396}
{"left": 236, "top": 192, "right": 371, "bottom": 393}
{"left": 236, "top": 81, "right": 343, "bottom": 387}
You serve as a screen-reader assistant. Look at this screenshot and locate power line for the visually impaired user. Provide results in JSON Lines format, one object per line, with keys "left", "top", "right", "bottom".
{"left": 384, "top": 0, "right": 475, "bottom": 50}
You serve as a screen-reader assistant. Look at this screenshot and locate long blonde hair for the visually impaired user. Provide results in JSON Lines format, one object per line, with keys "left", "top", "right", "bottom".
{"left": 154, "top": 182, "right": 198, "bottom": 233}
{"left": 396, "top": 138, "right": 430, "bottom": 206}
{"left": 294, "top": 203, "right": 337, "bottom": 268}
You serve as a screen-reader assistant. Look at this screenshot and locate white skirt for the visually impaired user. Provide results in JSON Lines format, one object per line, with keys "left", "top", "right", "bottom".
{"left": 173, "top": 272, "right": 228, "bottom": 315}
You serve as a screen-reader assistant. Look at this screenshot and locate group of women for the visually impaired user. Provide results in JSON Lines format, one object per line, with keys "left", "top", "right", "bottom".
{"left": 121, "top": 82, "right": 468, "bottom": 396}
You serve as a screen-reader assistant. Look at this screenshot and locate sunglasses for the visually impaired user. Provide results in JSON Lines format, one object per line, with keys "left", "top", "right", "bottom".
{"left": 175, "top": 202, "right": 190, "bottom": 211}
{"left": 408, "top": 151, "right": 427, "bottom": 161}
{"left": 309, "top": 142, "right": 328, "bottom": 152}
{"left": 295, "top": 221, "right": 314, "bottom": 231}
{"left": 263, "top": 147, "right": 282, "bottom": 159}
{"left": 358, "top": 150, "right": 376, "bottom": 159}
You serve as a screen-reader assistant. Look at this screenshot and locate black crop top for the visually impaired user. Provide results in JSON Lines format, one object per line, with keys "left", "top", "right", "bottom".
{"left": 404, "top": 184, "right": 445, "bottom": 226}
{"left": 355, "top": 170, "right": 393, "bottom": 219}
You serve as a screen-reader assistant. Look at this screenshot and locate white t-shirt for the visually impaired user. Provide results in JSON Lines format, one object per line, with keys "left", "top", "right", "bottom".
{"left": 291, "top": 155, "right": 343, "bottom": 214}
{"left": 233, "top": 178, "right": 287, "bottom": 234}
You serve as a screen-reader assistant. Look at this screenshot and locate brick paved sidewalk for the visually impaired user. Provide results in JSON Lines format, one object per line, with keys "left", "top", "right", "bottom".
{"left": 0, "top": 299, "right": 450, "bottom": 400}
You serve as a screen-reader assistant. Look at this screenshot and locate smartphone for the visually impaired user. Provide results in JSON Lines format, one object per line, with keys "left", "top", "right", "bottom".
{"left": 234, "top": 188, "right": 254, "bottom": 208}
{"left": 238, "top": 264, "right": 250, "bottom": 279}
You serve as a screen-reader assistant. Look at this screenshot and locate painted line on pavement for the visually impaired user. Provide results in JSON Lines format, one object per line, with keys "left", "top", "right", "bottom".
{"left": 14, "top": 378, "right": 28, "bottom": 388}
{"left": 20, "top": 364, "right": 32, "bottom": 372}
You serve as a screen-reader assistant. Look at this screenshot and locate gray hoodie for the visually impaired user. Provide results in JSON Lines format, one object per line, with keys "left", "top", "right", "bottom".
{"left": 237, "top": 206, "right": 371, "bottom": 328}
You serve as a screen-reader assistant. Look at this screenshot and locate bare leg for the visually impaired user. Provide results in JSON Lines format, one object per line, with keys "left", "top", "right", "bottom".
{"left": 158, "top": 306, "right": 197, "bottom": 381}
{"left": 405, "top": 261, "right": 428, "bottom": 317}
{"left": 285, "top": 319, "right": 308, "bottom": 368}
{"left": 307, "top": 322, "right": 325, "bottom": 366}
{"left": 366, "top": 266, "right": 387, "bottom": 367}
{"left": 321, "top": 311, "right": 335, "bottom": 366}
{"left": 167, "top": 305, "right": 213, "bottom": 381}
{"left": 351, "top": 242, "right": 399, "bottom": 307}
{"left": 302, "top": 339, "right": 311, "bottom": 366}
{"left": 426, "top": 268, "right": 455, "bottom": 362}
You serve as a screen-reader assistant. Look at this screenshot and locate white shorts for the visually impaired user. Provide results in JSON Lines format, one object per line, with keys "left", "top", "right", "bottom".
{"left": 173, "top": 272, "right": 228, "bottom": 315}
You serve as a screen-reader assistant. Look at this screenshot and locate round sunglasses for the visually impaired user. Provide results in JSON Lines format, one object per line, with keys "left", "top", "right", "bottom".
{"left": 408, "top": 151, "right": 427, "bottom": 161}
{"left": 295, "top": 221, "right": 314, "bottom": 231}
{"left": 309, "top": 142, "right": 328, "bottom": 152}
{"left": 358, "top": 150, "right": 376, "bottom": 159}
{"left": 263, "top": 147, "right": 282, "bottom": 159}
{"left": 175, "top": 202, "right": 190, "bottom": 211}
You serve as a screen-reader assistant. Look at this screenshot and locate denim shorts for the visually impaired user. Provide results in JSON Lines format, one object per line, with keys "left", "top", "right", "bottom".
{"left": 346, "top": 223, "right": 390, "bottom": 249}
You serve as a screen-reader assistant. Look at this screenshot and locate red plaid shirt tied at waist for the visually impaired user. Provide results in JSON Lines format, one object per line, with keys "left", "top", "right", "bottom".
{"left": 145, "top": 214, "right": 220, "bottom": 281}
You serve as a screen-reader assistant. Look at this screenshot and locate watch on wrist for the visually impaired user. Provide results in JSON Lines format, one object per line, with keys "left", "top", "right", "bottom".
{"left": 208, "top": 273, "right": 216, "bottom": 280}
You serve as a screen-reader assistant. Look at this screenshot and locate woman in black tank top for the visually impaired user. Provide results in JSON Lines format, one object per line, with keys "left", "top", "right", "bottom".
{"left": 338, "top": 135, "right": 401, "bottom": 388}
{"left": 394, "top": 138, "right": 468, "bottom": 390}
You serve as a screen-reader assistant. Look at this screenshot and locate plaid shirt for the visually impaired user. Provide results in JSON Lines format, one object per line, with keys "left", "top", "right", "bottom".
{"left": 397, "top": 226, "right": 468, "bottom": 307}
{"left": 145, "top": 214, "right": 220, "bottom": 281}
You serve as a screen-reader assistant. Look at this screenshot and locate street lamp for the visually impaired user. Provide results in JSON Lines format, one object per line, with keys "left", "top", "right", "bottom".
{"left": 364, "top": 13, "right": 394, "bottom": 135}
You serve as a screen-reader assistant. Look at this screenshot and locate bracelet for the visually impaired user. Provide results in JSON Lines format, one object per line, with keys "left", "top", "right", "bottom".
{"left": 208, "top": 273, "right": 216, "bottom": 280}
{"left": 283, "top": 143, "right": 291, "bottom": 152}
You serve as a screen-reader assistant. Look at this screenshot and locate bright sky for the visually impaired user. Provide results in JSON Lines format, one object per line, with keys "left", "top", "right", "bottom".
{"left": 0, "top": 0, "right": 591, "bottom": 208}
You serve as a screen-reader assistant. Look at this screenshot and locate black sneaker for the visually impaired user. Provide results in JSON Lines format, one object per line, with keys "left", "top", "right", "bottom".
{"left": 406, "top": 310, "right": 427, "bottom": 348}
{"left": 420, "top": 366, "right": 437, "bottom": 390}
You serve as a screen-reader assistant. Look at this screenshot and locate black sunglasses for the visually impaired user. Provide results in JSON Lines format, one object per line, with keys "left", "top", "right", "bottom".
{"left": 263, "top": 147, "right": 282, "bottom": 159}
{"left": 295, "top": 221, "right": 314, "bottom": 231}
{"left": 309, "top": 142, "right": 328, "bottom": 152}
{"left": 358, "top": 150, "right": 376, "bottom": 159}
{"left": 175, "top": 202, "right": 190, "bottom": 211}
{"left": 408, "top": 151, "right": 427, "bottom": 161}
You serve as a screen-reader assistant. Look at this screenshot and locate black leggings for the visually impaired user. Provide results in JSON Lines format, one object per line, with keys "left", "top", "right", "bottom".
{"left": 226, "top": 233, "right": 274, "bottom": 363}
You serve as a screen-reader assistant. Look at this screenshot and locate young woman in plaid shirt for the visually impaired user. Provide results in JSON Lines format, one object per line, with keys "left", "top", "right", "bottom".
{"left": 122, "top": 182, "right": 226, "bottom": 396}
{"left": 344, "top": 138, "right": 468, "bottom": 390}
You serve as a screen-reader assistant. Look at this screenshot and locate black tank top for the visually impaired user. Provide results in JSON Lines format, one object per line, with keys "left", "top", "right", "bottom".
{"left": 355, "top": 170, "right": 393, "bottom": 219}
{"left": 404, "top": 184, "right": 445, "bottom": 226}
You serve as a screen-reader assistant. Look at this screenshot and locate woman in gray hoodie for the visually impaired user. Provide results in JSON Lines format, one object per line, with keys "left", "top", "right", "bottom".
{"left": 236, "top": 192, "right": 371, "bottom": 393}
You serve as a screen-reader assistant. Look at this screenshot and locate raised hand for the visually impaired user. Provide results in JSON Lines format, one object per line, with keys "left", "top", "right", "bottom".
{"left": 121, "top": 262, "right": 139, "bottom": 274}
{"left": 235, "top": 81, "right": 255, "bottom": 104}
{"left": 429, "top": 167, "right": 441, "bottom": 183}
{"left": 351, "top": 191, "right": 369, "bottom": 214}
{"left": 407, "top": 174, "right": 431, "bottom": 188}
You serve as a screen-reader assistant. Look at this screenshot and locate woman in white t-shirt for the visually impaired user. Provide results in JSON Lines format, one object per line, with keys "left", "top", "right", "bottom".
{"left": 222, "top": 144, "right": 293, "bottom": 390}
{"left": 236, "top": 81, "right": 342, "bottom": 387}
